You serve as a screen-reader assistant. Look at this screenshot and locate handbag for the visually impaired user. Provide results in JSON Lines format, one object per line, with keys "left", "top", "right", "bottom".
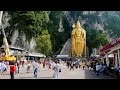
{"left": 59, "top": 68, "right": 61, "bottom": 72}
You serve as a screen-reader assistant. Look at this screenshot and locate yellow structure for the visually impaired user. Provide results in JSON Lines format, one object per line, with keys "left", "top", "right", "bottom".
{"left": 71, "top": 20, "right": 86, "bottom": 57}
{"left": 1, "top": 37, "right": 16, "bottom": 61}
{"left": 0, "top": 11, "right": 16, "bottom": 61}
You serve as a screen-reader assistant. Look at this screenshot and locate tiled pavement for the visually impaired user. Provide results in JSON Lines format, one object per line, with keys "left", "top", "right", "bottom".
{"left": 0, "top": 64, "right": 116, "bottom": 79}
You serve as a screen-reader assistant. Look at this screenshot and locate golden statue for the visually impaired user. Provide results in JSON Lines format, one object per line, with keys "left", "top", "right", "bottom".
{"left": 71, "top": 20, "right": 86, "bottom": 57}
{"left": 71, "top": 24, "right": 76, "bottom": 56}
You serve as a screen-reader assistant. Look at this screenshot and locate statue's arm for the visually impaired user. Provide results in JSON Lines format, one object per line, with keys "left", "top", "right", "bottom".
{"left": 72, "top": 30, "right": 75, "bottom": 36}
{"left": 74, "top": 31, "right": 77, "bottom": 38}
{"left": 84, "top": 32, "right": 86, "bottom": 56}
{"left": 83, "top": 30, "right": 86, "bottom": 38}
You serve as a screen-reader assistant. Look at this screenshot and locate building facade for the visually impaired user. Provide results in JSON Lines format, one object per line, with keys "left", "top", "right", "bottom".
{"left": 100, "top": 37, "right": 120, "bottom": 69}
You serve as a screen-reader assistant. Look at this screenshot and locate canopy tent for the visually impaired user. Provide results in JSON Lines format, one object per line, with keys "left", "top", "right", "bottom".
{"left": 13, "top": 52, "right": 46, "bottom": 58}
{"left": 56, "top": 55, "right": 69, "bottom": 58}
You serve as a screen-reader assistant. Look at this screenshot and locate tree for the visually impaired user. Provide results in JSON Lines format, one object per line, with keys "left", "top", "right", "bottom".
{"left": 86, "top": 28, "right": 98, "bottom": 56}
{"left": 86, "top": 28, "right": 109, "bottom": 56}
{"left": 47, "top": 11, "right": 65, "bottom": 54}
{"left": 35, "top": 30, "right": 52, "bottom": 56}
{"left": 94, "top": 31, "right": 109, "bottom": 48}
{"left": 3, "top": 11, "right": 115, "bottom": 56}
{"left": 6, "top": 11, "right": 49, "bottom": 42}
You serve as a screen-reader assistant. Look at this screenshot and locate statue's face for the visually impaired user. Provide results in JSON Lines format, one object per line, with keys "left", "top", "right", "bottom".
{"left": 76, "top": 21, "right": 81, "bottom": 28}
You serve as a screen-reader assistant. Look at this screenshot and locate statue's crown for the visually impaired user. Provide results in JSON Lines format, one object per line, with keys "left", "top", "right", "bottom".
{"left": 76, "top": 20, "right": 81, "bottom": 27}
{"left": 72, "top": 23, "right": 75, "bottom": 28}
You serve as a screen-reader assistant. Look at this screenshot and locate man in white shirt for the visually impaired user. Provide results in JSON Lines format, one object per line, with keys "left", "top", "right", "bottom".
{"left": 0, "top": 61, "right": 7, "bottom": 74}
{"left": 33, "top": 61, "right": 39, "bottom": 78}
{"left": 0, "top": 61, "right": 2, "bottom": 75}
{"left": 96, "top": 63, "right": 100, "bottom": 76}
{"left": 32, "top": 61, "right": 35, "bottom": 69}
{"left": 54, "top": 61, "right": 61, "bottom": 79}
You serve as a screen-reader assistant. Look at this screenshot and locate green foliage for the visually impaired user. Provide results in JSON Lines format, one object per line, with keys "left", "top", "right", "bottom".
{"left": 0, "top": 34, "right": 3, "bottom": 47}
{"left": 35, "top": 30, "right": 52, "bottom": 56}
{"left": 47, "top": 11, "right": 71, "bottom": 55}
{"left": 94, "top": 31, "right": 109, "bottom": 48}
{"left": 86, "top": 28, "right": 109, "bottom": 56}
{"left": 103, "top": 11, "right": 120, "bottom": 38}
{"left": 2, "top": 11, "right": 119, "bottom": 56}
{"left": 7, "top": 11, "right": 49, "bottom": 41}
{"left": 86, "top": 28, "right": 97, "bottom": 55}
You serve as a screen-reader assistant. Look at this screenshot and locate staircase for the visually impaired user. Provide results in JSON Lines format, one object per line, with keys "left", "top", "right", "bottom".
{"left": 60, "top": 39, "right": 71, "bottom": 55}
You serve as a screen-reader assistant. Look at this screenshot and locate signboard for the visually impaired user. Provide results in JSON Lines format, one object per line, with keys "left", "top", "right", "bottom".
{"left": 100, "top": 37, "right": 120, "bottom": 53}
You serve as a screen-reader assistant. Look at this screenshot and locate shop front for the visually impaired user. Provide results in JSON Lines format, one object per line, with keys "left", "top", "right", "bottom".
{"left": 100, "top": 37, "right": 120, "bottom": 75}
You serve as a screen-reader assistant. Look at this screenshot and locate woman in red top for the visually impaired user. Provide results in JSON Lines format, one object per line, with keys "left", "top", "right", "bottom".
{"left": 10, "top": 61, "right": 15, "bottom": 79}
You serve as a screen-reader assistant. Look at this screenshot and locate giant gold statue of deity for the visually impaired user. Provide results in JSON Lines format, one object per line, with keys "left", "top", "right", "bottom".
{"left": 71, "top": 20, "right": 86, "bottom": 57}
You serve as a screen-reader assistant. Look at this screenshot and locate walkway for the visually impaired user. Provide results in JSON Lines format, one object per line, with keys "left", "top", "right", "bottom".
{"left": 0, "top": 63, "right": 116, "bottom": 79}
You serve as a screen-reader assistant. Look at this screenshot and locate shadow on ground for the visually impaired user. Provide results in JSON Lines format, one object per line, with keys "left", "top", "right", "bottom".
{"left": 40, "top": 77, "right": 53, "bottom": 79}
{"left": 19, "top": 76, "right": 53, "bottom": 79}
{"left": 19, "top": 76, "right": 34, "bottom": 79}
{"left": 84, "top": 69, "right": 116, "bottom": 79}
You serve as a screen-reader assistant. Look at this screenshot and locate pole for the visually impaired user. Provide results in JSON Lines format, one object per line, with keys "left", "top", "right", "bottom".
{"left": 117, "top": 49, "right": 120, "bottom": 67}
{"left": 0, "top": 11, "right": 3, "bottom": 26}
{"left": 0, "top": 11, "right": 10, "bottom": 56}
{"left": 0, "top": 11, "right": 6, "bottom": 38}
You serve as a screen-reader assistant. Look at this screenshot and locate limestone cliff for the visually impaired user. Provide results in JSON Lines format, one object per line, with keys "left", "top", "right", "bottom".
{"left": 1, "top": 11, "right": 120, "bottom": 54}
{"left": 59, "top": 11, "right": 120, "bottom": 55}
{"left": 0, "top": 12, "right": 36, "bottom": 52}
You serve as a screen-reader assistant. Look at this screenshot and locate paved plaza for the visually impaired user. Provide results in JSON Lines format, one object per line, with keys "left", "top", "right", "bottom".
{"left": 0, "top": 63, "right": 116, "bottom": 79}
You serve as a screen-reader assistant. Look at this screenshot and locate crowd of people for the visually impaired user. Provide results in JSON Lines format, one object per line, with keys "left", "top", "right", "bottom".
{"left": 26, "top": 60, "right": 61, "bottom": 79}
{"left": 0, "top": 59, "right": 62, "bottom": 79}
{"left": 65, "top": 58, "right": 111, "bottom": 77}
{"left": 1, "top": 57, "right": 119, "bottom": 79}
{"left": 66, "top": 59, "right": 90, "bottom": 70}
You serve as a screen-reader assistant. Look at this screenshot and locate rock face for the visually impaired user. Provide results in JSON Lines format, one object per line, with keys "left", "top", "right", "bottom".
{"left": 0, "top": 12, "right": 36, "bottom": 52}
{"left": 59, "top": 11, "right": 120, "bottom": 55}
{"left": 58, "top": 18, "right": 64, "bottom": 32}
{"left": 29, "top": 37, "right": 36, "bottom": 52}
{"left": 2, "top": 11, "right": 120, "bottom": 54}
{"left": 10, "top": 30, "right": 36, "bottom": 52}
